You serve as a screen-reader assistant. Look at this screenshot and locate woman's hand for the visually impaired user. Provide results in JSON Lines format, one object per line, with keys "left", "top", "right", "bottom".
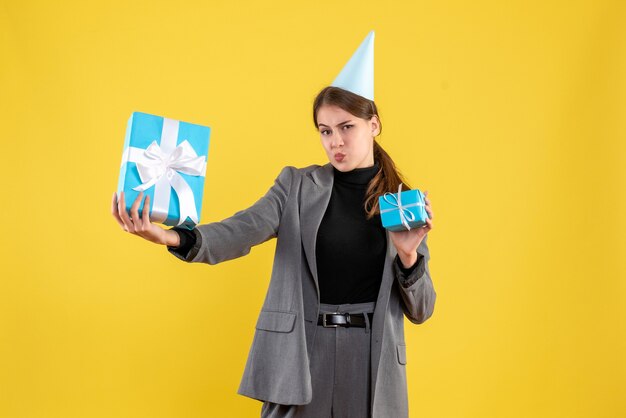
{"left": 389, "top": 191, "right": 433, "bottom": 268}
{"left": 111, "top": 191, "right": 180, "bottom": 247}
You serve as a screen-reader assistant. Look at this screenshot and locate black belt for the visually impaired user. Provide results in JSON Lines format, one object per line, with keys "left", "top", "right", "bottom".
{"left": 317, "top": 312, "right": 374, "bottom": 328}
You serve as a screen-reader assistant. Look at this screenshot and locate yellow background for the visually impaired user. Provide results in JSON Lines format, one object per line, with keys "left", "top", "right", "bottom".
{"left": 1, "top": 0, "right": 625, "bottom": 417}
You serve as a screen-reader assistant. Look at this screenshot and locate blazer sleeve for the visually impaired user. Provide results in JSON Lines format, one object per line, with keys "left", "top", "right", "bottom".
{"left": 167, "top": 166, "right": 294, "bottom": 265}
{"left": 392, "top": 234, "right": 437, "bottom": 324}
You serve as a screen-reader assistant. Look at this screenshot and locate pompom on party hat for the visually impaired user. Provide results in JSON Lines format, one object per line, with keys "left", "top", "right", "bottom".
{"left": 331, "top": 30, "right": 375, "bottom": 101}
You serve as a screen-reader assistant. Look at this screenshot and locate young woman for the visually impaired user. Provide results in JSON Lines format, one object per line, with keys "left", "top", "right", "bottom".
{"left": 111, "top": 85, "right": 436, "bottom": 418}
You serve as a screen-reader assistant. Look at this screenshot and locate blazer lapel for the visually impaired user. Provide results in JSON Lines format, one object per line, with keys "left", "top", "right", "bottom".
{"left": 300, "top": 163, "right": 334, "bottom": 300}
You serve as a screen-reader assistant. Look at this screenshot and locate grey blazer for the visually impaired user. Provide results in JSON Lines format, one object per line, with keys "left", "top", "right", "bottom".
{"left": 168, "top": 163, "right": 436, "bottom": 418}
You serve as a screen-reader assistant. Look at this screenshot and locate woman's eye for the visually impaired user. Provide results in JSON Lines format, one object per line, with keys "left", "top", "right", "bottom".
{"left": 343, "top": 125, "right": 352, "bottom": 130}
{"left": 321, "top": 130, "right": 330, "bottom": 135}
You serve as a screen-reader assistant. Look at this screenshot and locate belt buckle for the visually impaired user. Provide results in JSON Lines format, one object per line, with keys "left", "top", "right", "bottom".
{"left": 322, "top": 312, "right": 341, "bottom": 328}
{"left": 322, "top": 312, "right": 352, "bottom": 327}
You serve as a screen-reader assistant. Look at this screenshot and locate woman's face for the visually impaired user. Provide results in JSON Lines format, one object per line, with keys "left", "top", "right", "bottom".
{"left": 316, "top": 104, "right": 380, "bottom": 172}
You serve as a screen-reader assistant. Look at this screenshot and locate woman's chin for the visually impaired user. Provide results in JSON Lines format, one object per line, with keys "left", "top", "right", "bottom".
{"left": 330, "top": 160, "right": 353, "bottom": 172}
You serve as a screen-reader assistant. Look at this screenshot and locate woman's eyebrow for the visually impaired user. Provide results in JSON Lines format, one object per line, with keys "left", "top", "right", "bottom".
{"left": 318, "top": 120, "right": 353, "bottom": 128}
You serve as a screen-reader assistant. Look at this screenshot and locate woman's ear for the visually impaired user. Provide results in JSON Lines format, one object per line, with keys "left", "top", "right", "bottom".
{"left": 370, "top": 116, "right": 381, "bottom": 136}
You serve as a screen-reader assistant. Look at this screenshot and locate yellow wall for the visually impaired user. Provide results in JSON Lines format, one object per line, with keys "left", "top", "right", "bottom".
{"left": 1, "top": 1, "right": 624, "bottom": 417}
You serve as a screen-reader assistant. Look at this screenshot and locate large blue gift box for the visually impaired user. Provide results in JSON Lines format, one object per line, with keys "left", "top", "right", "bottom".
{"left": 378, "top": 185, "right": 429, "bottom": 232}
{"left": 117, "top": 111, "right": 211, "bottom": 230}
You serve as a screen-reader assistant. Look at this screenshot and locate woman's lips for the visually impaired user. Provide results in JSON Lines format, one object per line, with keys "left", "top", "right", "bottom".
{"left": 334, "top": 153, "right": 346, "bottom": 162}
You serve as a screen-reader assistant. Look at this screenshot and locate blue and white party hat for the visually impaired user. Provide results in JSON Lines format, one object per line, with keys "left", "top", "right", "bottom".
{"left": 331, "top": 30, "right": 375, "bottom": 101}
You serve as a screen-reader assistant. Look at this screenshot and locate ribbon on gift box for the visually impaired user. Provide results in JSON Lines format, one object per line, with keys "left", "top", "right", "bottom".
{"left": 120, "top": 118, "right": 207, "bottom": 226}
{"left": 381, "top": 183, "right": 425, "bottom": 231}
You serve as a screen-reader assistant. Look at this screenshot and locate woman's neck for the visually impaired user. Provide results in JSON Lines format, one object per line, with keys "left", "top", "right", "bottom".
{"left": 333, "top": 163, "right": 379, "bottom": 186}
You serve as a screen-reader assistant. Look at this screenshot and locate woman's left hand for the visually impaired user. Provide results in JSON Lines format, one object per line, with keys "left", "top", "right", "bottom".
{"left": 389, "top": 191, "right": 433, "bottom": 268}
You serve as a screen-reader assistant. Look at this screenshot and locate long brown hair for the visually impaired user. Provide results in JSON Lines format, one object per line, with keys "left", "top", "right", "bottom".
{"left": 312, "top": 86, "right": 410, "bottom": 219}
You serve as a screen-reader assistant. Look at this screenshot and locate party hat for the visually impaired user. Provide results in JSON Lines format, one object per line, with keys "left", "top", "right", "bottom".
{"left": 331, "top": 30, "right": 375, "bottom": 101}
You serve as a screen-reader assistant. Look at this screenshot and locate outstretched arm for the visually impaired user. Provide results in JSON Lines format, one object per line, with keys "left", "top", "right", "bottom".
{"left": 167, "top": 166, "right": 294, "bottom": 265}
{"left": 112, "top": 166, "right": 294, "bottom": 264}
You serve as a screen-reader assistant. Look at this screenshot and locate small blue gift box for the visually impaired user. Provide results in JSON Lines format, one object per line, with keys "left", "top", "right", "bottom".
{"left": 379, "top": 185, "right": 429, "bottom": 232}
{"left": 117, "top": 111, "right": 211, "bottom": 230}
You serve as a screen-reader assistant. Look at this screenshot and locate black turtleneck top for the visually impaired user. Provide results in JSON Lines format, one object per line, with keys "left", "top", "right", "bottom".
{"left": 316, "top": 163, "right": 386, "bottom": 304}
{"left": 168, "top": 164, "right": 419, "bottom": 304}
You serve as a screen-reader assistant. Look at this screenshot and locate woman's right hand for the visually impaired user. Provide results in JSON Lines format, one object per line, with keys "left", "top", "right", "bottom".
{"left": 111, "top": 191, "right": 180, "bottom": 247}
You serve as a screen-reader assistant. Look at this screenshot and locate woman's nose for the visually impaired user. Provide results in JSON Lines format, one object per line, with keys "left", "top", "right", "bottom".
{"left": 331, "top": 133, "right": 344, "bottom": 148}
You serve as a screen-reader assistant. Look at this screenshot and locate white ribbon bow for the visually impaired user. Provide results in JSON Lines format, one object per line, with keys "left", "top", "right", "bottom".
{"left": 381, "top": 183, "right": 424, "bottom": 231}
{"left": 120, "top": 118, "right": 207, "bottom": 226}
